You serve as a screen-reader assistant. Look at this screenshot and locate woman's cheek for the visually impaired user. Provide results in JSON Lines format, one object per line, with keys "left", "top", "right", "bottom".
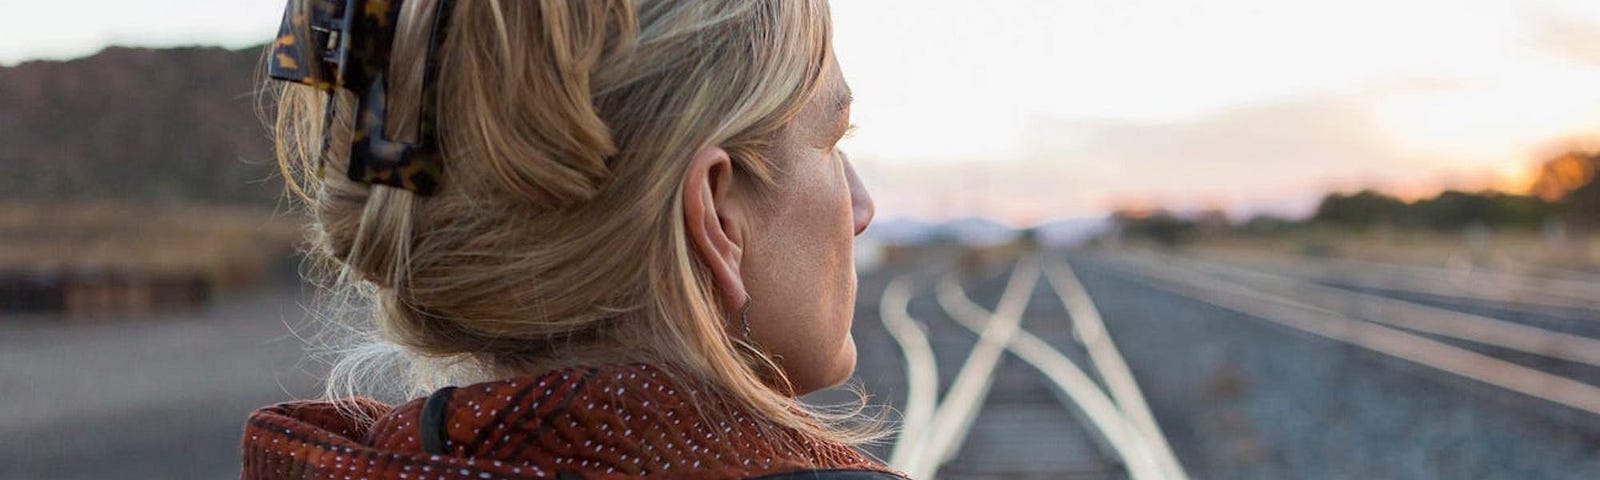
{"left": 833, "top": 157, "right": 860, "bottom": 379}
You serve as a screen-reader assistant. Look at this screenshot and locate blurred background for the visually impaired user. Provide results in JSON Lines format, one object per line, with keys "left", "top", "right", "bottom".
{"left": 3, "top": 0, "right": 1598, "bottom": 478}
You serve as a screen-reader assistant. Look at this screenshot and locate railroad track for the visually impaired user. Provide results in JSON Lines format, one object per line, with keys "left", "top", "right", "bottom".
{"left": 1092, "top": 250, "right": 1600, "bottom": 419}
{"left": 865, "top": 248, "right": 1599, "bottom": 478}
{"left": 1189, "top": 250, "right": 1600, "bottom": 318}
{"left": 878, "top": 256, "right": 1188, "bottom": 479}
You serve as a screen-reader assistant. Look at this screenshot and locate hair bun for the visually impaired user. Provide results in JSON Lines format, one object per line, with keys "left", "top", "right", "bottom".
{"left": 441, "top": 0, "right": 630, "bottom": 207}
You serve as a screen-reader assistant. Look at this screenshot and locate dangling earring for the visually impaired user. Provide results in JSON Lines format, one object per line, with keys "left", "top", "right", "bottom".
{"left": 738, "top": 294, "right": 755, "bottom": 340}
{"left": 734, "top": 293, "right": 784, "bottom": 391}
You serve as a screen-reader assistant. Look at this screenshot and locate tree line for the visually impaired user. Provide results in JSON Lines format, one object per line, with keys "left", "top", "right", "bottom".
{"left": 1113, "top": 149, "right": 1600, "bottom": 245}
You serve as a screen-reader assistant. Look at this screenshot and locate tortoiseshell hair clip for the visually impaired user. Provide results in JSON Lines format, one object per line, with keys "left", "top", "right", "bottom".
{"left": 268, "top": 0, "right": 454, "bottom": 196}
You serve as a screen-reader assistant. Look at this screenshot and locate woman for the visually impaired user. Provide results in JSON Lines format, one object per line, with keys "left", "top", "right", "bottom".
{"left": 242, "top": 0, "right": 898, "bottom": 479}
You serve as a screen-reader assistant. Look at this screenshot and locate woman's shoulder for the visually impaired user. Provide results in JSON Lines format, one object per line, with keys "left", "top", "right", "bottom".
{"left": 241, "top": 363, "right": 904, "bottom": 479}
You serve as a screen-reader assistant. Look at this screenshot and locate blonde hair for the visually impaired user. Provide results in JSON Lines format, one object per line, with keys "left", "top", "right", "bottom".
{"left": 271, "top": 0, "right": 878, "bottom": 445}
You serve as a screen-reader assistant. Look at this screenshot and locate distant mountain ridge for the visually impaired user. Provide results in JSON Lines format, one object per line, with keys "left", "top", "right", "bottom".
{"left": 863, "top": 215, "right": 1109, "bottom": 247}
{"left": 0, "top": 45, "right": 280, "bottom": 204}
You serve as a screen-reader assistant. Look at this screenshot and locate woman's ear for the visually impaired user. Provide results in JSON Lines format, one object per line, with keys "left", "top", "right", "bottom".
{"left": 682, "top": 145, "right": 749, "bottom": 310}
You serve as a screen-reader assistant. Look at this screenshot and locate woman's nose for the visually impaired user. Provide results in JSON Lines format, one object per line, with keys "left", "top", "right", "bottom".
{"left": 843, "top": 153, "right": 874, "bottom": 236}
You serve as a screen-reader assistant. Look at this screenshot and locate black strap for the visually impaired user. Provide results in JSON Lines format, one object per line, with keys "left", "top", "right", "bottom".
{"left": 419, "top": 386, "right": 456, "bottom": 455}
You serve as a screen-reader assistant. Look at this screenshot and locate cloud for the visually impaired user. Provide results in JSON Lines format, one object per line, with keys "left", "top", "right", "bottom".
{"left": 857, "top": 84, "right": 1528, "bottom": 223}
{"left": 854, "top": 156, "right": 1110, "bottom": 225}
{"left": 1528, "top": 11, "right": 1600, "bottom": 66}
{"left": 1015, "top": 89, "right": 1444, "bottom": 215}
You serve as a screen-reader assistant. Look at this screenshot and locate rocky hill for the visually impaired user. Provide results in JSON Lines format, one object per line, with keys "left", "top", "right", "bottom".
{"left": 0, "top": 45, "right": 281, "bottom": 204}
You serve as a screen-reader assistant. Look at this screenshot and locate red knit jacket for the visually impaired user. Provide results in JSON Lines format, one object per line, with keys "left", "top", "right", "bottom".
{"left": 240, "top": 363, "right": 903, "bottom": 479}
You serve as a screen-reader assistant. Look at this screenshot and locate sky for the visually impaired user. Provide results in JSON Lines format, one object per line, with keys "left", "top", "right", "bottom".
{"left": 5, "top": 0, "right": 1600, "bottom": 225}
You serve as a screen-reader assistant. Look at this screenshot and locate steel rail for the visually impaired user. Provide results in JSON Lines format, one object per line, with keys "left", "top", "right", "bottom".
{"left": 880, "top": 275, "right": 941, "bottom": 472}
{"left": 1197, "top": 251, "right": 1600, "bottom": 315}
{"left": 938, "top": 266, "right": 1169, "bottom": 480}
{"left": 909, "top": 257, "right": 1039, "bottom": 480}
{"left": 1329, "top": 256, "right": 1600, "bottom": 303}
{"left": 1292, "top": 253, "right": 1600, "bottom": 303}
{"left": 1101, "top": 253, "right": 1600, "bottom": 417}
{"left": 1045, "top": 257, "right": 1189, "bottom": 480}
{"left": 1168, "top": 255, "right": 1600, "bottom": 368}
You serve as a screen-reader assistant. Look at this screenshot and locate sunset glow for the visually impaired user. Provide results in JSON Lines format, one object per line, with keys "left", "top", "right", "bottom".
{"left": 6, "top": 0, "right": 1600, "bottom": 225}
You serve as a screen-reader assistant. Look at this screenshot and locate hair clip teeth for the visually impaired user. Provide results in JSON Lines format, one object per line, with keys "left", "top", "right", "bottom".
{"left": 267, "top": 0, "right": 451, "bottom": 196}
